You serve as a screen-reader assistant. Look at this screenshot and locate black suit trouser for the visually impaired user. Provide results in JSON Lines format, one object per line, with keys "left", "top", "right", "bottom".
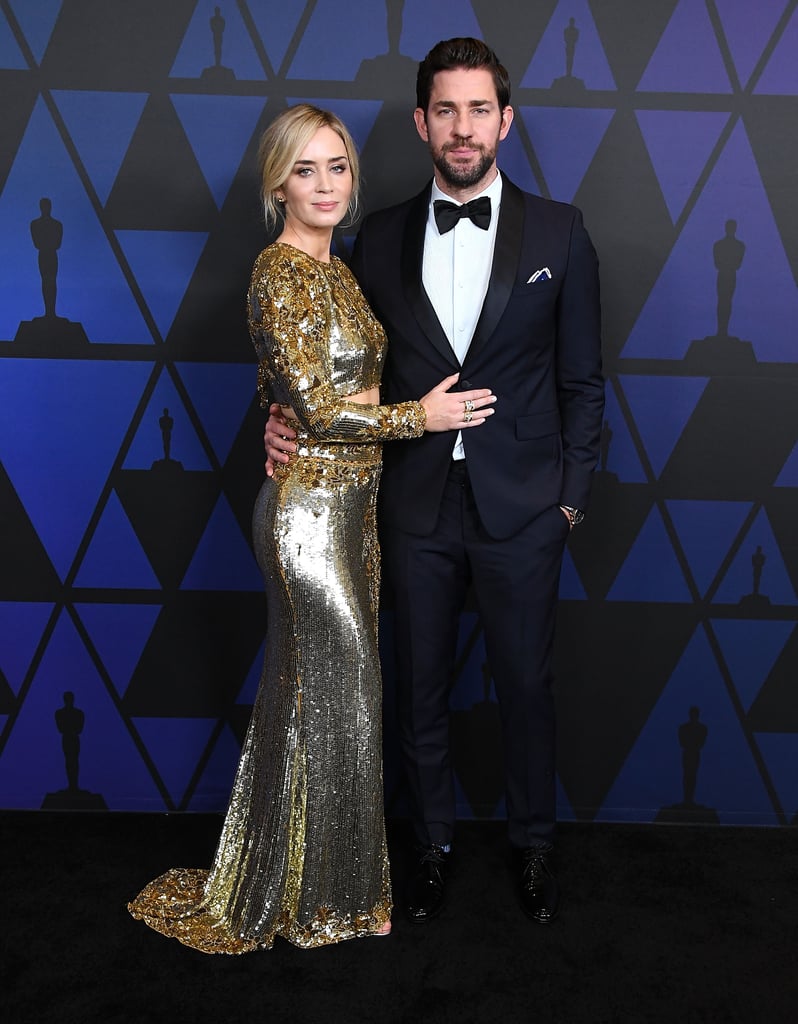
{"left": 381, "top": 460, "right": 569, "bottom": 850}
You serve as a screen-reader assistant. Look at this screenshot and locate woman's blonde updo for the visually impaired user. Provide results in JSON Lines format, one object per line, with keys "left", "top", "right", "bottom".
{"left": 257, "top": 103, "right": 361, "bottom": 228}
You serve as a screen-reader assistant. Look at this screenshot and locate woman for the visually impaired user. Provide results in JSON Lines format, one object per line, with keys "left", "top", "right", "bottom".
{"left": 128, "top": 105, "right": 494, "bottom": 953}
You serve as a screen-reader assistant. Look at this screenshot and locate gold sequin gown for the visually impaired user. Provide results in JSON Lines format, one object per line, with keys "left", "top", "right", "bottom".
{"left": 128, "top": 243, "right": 425, "bottom": 953}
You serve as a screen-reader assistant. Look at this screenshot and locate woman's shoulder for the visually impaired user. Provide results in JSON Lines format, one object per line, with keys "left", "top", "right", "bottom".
{"left": 252, "top": 241, "right": 303, "bottom": 276}
{"left": 251, "top": 243, "right": 333, "bottom": 288}
{"left": 250, "top": 244, "right": 317, "bottom": 303}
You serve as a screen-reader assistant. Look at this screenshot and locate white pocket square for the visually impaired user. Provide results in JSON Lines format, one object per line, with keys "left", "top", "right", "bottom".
{"left": 527, "top": 267, "right": 552, "bottom": 283}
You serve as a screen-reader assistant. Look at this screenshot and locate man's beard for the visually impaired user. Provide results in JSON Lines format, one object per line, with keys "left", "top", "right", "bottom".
{"left": 432, "top": 139, "right": 497, "bottom": 190}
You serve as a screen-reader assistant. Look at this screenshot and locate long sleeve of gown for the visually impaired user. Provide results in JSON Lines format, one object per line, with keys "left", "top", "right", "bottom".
{"left": 248, "top": 247, "right": 426, "bottom": 443}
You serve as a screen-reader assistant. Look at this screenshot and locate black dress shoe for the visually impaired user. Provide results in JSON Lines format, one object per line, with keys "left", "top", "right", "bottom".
{"left": 518, "top": 847, "right": 559, "bottom": 924}
{"left": 405, "top": 845, "right": 450, "bottom": 922}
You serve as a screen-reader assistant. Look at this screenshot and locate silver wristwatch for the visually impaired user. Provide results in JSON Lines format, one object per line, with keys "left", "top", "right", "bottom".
{"left": 561, "top": 505, "right": 584, "bottom": 527}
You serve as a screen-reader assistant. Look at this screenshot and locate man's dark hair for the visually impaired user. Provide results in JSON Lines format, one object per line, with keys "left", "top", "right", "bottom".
{"left": 416, "top": 37, "right": 511, "bottom": 113}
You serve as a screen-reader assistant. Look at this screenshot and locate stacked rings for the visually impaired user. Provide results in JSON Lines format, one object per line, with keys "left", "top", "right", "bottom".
{"left": 463, "top": 398, "right": 475, "bottom": 423}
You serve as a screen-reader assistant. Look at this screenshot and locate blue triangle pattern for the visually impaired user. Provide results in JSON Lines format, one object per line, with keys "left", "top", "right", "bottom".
{"left": 73, "top": 491, "right": 160, "bottom": 590}
{"left": 754, "top": 732, "right": 798, "bottom": 820}
{"left": 559, "top": 548, "right": 587, "bottom": 600}
{"left": 170, "top": 2, "right": 263, "bottom": 80}
{"left": 180, "top": 495, "right": 262, "bottom": 591}
{"left": 0, "top": 98, "right": 153, "bottom": 343}
{"left": 51, "top": 91, "right": 148, "bottom": 206}
{"left": 495, "top": 127, "right": 540, "bottom": 196}
{"left": 288, "top": 0, "right": 385, "bottom": 80}
{"left": 636, "top": 111, "right": 730, "bottom": 223}
{"left": 8, "top": 0, "right": 61, "bottom": 64}
{"left": 623, "top": 122, "right": 798, "bottom": 361}
{"left": 187, "top": 724, "right": 240, "bottom": 811}
{"left": 520, "top": 107, "right": 614, "bottom": 204}
{"left": 716, "top": 0, "right": 791, "bottom": 90}
{"left": 599, "top": 387, "right": 647, "bottom": 482}
{"left": 133, "top": 716, "right": 218, "bottom": 806}
{"left": 666, "top": 499, "right": 753, "bottom": 596}
{"left": 74, "top": 603, "right": 161, "bottom": 700}
{"left": 123, "top": 369, "right": 214, "bottom": 471}
{"left": 398, "top": 0, "right": 482, "bottom": 60}
{"left": 607, "top": 506, "right": 692, "bottom": 603}
{"left": 712, "top": 619, "right": 794, "bottom": 711}
{"left": 638, "top": 0, "right": 732, "bottom": 93}
{"left": 521, "top": 0, "right": 616, "bottom": 90}
{"left": 247, "top": 0, "right": 307, "bottom": 74}
{"left": 236, "top": 641, "right": 264, "bottom": 705}
{"left": 0, "top": 359, "right": 152, "bottom": 579}
{"left": 295, "top": 97, "right": 383, "bottom": 159}
{"left": 618, "top": 375, "right": 708, "bottom": 478}
{"left": 600, "top": 628, "right": 777, "bottom": 824}
{"left": 755, "top": 6, "right": 798, "bottom": 94}
{"left": 713, "top": 509, "right": 797, "bottom": 605}
{"left": 775, "top": 441, "right": 798, "bottom": 486}
{"left": 176, "top": 361, "right": 256, "bottom": 465}
{"left": 171, "top": 94, "right": 265, "bottom": 208}
{"left": 0, "top": 602, "right": 54, "bottom": 694}
{"left": 0, "top": 9, "right": 27, "bottom": 68}
{"left": 0, "top": 613, "right": 163, "bottom": 809}
{"left": 115, "top": 229, "right": 208, "bottom": 340}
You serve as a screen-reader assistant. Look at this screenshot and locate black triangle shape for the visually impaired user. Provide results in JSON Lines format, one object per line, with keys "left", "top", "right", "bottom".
{"left": 764, "top": 490, "right": 798, "bottom": 596}
{"left": 104, "top": 94, "right": 216, "bottom": 230}
{"left": 744, "top": 102, "right": 798, "bottom": 287}
{"left": 114, "top": 469, "right": 219, "bottom": 591}
{"left": 124, "top": 591, "right": 264, "bottom": 717}
{"left": 0, "top": 462, "right": 61, "bottom": 598}
{"left": 659, "top": 379, "right": 798, "bottom": 499}
{"left": 0, "top": 77, "right": 38, "bottom": 201}
{"left": 554, "top": 602, "right": 699, "bottom": 818}
{"left": 747, "top": 627, "right": 798, "bottom": 731}
{"left": 575, "top": 109, "right": 676, "bottom": 363}
{"left": 219, "top": 396, "right": 271, "bottom": 542}
{"left": 41, "top": 0, "right": 196, "bottom": 87}
{"left": 0, "top": 666, "right": 16, "bottom": 714}
{"left": 591, "top": 0, "right": 680, "bottom": 91}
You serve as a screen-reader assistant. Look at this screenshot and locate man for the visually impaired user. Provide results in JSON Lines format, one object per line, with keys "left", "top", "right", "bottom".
{"left": 265, "top": 37, "right": 604, "bottom": 925}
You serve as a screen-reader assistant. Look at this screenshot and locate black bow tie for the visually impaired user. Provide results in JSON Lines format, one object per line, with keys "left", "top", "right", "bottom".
{"left": 433, "top": 196, "right": 492, "bottom": 233}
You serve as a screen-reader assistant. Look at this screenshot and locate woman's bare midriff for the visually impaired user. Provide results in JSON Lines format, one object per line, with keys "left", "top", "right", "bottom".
{"left": 280, "top": 387, "right": 379, "bottom": 422}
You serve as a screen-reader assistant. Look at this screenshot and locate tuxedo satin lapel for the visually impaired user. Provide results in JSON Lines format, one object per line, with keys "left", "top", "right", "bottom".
{"left": 401, "top": 183, "right": 460, "bottom": 367}
{"left": 465, "top": 176, "right": 524, "bottom": 365}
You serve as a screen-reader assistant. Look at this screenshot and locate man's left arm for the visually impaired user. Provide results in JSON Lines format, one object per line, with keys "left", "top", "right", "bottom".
{"left": 555, "top": 209, "right": 605, "bottom": 518}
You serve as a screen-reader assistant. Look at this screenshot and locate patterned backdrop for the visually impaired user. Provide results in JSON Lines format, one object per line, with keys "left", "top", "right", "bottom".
{"left": 1, "top": 0, "right": 797, "bottom": 826}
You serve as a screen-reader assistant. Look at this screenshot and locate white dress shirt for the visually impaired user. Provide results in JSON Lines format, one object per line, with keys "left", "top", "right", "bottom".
{"left": 422, "top": 172, "right": 502, "bottom": 460}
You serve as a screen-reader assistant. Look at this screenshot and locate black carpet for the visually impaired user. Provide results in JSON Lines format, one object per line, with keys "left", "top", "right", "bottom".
{"left": 2, "top": 812, "right": 796, "bottom": 1024}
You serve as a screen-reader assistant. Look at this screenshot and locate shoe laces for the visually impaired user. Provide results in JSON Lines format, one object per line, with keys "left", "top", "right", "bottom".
{"left": 418, "top": 845, "right": 447, "bottom": 866}
{"left": 521, "top": 848, "right": 552, "bottom": 881}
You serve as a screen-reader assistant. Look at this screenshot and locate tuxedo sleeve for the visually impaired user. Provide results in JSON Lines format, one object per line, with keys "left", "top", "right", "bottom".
{"left": 349, "top": 224, "right": 370, "bottom": 299}
{"left": 555, "top": 209, "right": 605, "bottom": 509}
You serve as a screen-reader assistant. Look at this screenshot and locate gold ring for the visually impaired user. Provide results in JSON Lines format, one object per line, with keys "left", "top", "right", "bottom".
{"left": 463, "top": 409, "right": 473, "bottom": 423}
{"left": 464, "top": 399, "right": 475, "bottom": 413}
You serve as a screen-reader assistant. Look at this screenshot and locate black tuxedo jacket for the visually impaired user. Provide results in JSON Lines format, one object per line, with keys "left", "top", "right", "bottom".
{"left": 350, "top": 174, "right": 604, "bottom": 541}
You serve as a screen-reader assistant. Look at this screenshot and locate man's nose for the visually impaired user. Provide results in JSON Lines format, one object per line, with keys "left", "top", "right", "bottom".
{"left": 452, "top": 113, "right": 472, "bottom": 137}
